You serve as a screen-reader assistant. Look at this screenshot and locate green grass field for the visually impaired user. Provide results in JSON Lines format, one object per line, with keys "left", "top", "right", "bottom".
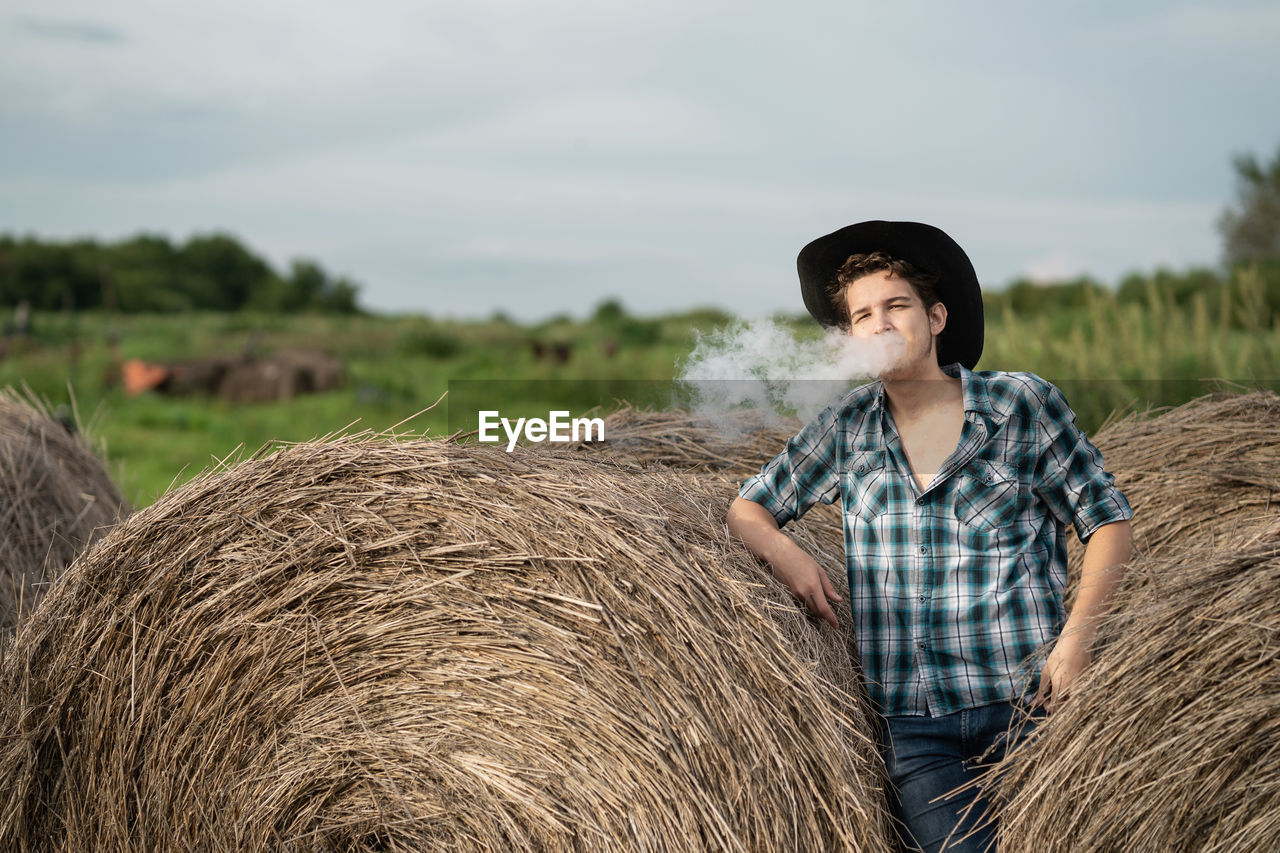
{"left": 3, "top": 277, "right": 1277, "bottom": 508}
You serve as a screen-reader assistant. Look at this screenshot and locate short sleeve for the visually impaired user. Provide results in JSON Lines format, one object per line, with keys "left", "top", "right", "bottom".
{"left": 1032, "top": 383, "right": 1133, "bottom": 542}
{"left": 738, "top": 404, "right": 842, "bottom": 527}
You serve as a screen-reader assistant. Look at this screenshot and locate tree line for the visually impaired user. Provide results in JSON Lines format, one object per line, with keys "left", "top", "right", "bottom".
{"left": 0, "top": 232, "right": 361, "bottom": 314}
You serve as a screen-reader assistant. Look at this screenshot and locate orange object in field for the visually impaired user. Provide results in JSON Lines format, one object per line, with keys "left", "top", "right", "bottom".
{"left": 121, "top": 359, "right": 170, "bottom": 395}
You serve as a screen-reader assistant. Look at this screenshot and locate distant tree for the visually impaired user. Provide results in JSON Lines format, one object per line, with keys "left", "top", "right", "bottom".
{"left": 585, "top": 297, "right": 662, "bottom": 345}
{"left": 591, "top": 298, "right": 627, "bottom": 324}
{"left": 2, "top": 232, "right": 362, "bottom": 314}
{"left": 1, "top": 237, "right": 102, "bottom": 310}
{"left": 285, "top": 259, "right": 328, "bottom": 311}
{"left": 1117, "top": 266, "right": 1223, "bottom": 307}
{"left": 248, "top": 258, "right": 362, "bottom": 314}
{"left": 999, "top": 276, "right": 1104, "bottom": 314}
{"left": 1218, "top": 145, "right": 1280, "bottom": 265}
{"left": 178, "top": 233, "right": 274, "bottom": 310}
{"left": 322, "top": 276, "right": 361, "bottom": 314}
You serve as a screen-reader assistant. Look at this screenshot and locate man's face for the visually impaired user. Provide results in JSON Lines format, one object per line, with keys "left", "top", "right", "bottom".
{"left": 843, "top": 270, "right": 947, "bottom": 379}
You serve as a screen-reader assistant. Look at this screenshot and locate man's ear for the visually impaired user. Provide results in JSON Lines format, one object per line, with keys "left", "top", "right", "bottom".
{"left": 929, "top": 301, "right": 948, "bottom": 337}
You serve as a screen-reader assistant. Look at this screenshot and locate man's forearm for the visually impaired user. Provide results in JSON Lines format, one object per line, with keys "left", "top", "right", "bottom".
{"left": 1062, "top": 519, "right": 1133, "bottom": 640}
{"left": 726, "top": 497, "right": 800, "bottom": 565}
{"left": 727, "top": 496, "right": 842, "bottom": 626}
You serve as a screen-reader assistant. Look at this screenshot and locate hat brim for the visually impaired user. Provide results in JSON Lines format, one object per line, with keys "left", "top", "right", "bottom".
{"left": 797, "top": 220, "right": 984, "bottom": 370}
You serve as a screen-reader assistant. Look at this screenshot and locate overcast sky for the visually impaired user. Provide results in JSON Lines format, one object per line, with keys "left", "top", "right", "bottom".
{"left": 3, "top": 0, "right": 1278, "bottom": 320}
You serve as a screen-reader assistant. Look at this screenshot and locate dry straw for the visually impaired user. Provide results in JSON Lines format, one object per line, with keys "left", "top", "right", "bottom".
{"left": 1064, "top": 389, "right": 1280, "bottom": 600}
{"left": 0, "top": 388, "right": 128, "bottom": 629}
{"left": 985, "top": 524, "right": 1280, "bottom": 851}
{"left": 0, "top": 436, "right": 894, "bottom": 852}
{"left": 538, "top": 404, "right": 854, "bottom": 652}
{"left": 553, "top": 404, "right": 804, "bottom": 480}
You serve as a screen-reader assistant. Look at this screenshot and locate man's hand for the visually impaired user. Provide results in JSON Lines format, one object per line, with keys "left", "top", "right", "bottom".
{"left": 1033, "top": 630, "right": 1091, "bottom": 713}
{"left": 726, "top": 497, "right": 842, "bottom": 629}
{"left": 768, "top": 549, "right": 843, "bottom": 629}
{"left": 1033, "top": 519, "right": 1133, "bottom": 713}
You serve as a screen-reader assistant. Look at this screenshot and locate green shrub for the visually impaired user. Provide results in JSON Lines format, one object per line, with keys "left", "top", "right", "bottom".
{"left": 397, "top": 324, "right": 464, "bottom": 359}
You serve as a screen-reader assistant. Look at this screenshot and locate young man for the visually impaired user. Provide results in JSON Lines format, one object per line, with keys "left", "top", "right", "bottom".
{"left": 726, "top": 221, "right": 1133, "bottom": 853}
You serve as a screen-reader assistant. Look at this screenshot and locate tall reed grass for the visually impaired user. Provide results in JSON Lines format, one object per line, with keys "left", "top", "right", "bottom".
{"left": 980, "top": 267, "right": 1280, "bottom": 429}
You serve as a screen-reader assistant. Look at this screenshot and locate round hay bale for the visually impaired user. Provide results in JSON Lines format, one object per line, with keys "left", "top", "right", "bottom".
{"left": 1065, "top": 390, "right": 1280, "bottom": 600}
{"left": 0, "top": 437, "right": 894, "bottom": 852}
{"left": 0, "top": 389, "right": 129, "bottom": 629}
{"left": 272, "top": 348, "right": 346, "bottom": 394}
{"left": 158, "top": 356, "right": 234, "bottom": 396}
{"left": 538, "top": 404, "right": 844, "bottom": 547}
{"left": 539, "top": 405, "right": 854, "bottom": 656}
{"left": 218, "top": 357, "right": 292, "bottom": 403}
{"left": 218, "top": 351, "right": 347, "bottom": 403}
{"left": 986, "top": 523, "right": 1280, "bottom": 851}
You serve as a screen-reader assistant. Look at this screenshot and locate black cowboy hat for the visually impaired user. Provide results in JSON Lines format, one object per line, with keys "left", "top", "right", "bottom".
{"left": 797, "top": 220, "right": 984, "bottom": 369}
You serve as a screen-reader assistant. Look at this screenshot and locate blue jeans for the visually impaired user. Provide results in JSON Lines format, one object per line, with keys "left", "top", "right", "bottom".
{"left": 878, "top": 699, "right": 1044, "bottom": 853}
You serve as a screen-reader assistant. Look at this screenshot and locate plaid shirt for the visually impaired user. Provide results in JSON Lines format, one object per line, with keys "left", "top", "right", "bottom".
{"left": 739, "top": 364, "right": 1132, "bottom": 717}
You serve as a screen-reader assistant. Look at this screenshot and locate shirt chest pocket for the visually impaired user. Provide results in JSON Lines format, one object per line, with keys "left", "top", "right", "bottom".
{"left": 954, "top": 459, "right": 1021, "bottom": 531}
{"left": 847, "top": 450, "right": 891, "bottom": 521}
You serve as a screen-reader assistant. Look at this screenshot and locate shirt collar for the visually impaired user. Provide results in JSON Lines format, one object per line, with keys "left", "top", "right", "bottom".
{"left": 866, "top": 380, "right": 887, "bottom": 412}
{"left": 943, "top": 362, "right": 994, "bottom": 420}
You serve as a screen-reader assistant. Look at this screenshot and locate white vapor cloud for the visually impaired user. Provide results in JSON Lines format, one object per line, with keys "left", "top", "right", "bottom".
{"left": 677, "top": 319, "right": 905, "bottom": 425}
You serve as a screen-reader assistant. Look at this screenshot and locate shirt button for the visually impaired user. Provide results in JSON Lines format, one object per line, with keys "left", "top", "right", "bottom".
{"left": 917, "top": 593, "right": 926, "bottom": 602}
{"left": 917, "top": 641, "right": 927, "bottom": 650}
{"left": 919, "top": 545, "right": 929, "bottom": 555}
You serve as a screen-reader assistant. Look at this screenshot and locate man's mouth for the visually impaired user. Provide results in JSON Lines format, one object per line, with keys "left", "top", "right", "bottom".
{"left": 836, "top": 332, "right": 908, "bottom": 379}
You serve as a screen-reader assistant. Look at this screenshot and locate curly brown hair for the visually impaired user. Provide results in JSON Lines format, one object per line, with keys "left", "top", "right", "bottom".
{"left": 826, "top": 252, "right": 941, "bottom": 328}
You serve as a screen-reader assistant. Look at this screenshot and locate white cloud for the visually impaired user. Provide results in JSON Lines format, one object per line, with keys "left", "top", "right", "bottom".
{"left": 1020, "top": 252, "right": 1086, "bottom": 284}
